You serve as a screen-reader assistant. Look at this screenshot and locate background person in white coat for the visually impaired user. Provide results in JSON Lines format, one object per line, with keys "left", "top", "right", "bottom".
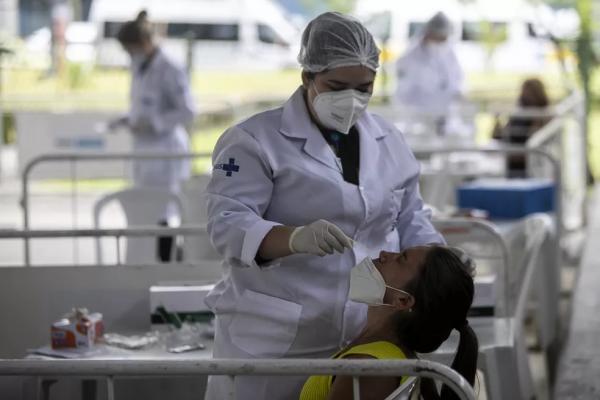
{"left": 109, "top": 11, "right": 196, "bottom": 261}
{"left": 395, "top": 12, "right": 464, "bottom": 135}
{"left": 204, "top": 12, "right": 444, "bottom": 400}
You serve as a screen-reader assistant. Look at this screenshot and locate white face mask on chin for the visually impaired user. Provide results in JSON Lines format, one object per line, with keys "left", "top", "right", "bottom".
{"left": 312, "top": 87, "right": 371, "bottom": 134}
{"left": 348, "top": 257, "right": 413, "bottom": 306}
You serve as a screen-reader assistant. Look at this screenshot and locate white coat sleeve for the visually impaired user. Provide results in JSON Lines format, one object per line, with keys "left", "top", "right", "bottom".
{"left": 206, "top": 127, "right": 281, "bottom": 268}
{"left": 151, "top": 66, "right": 196, "bottom": 135}
{"left": 396, "top": 153, "right": 446, "bottom": 249}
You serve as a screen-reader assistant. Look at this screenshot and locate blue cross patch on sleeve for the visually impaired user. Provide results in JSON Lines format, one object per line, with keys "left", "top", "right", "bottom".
{"left": 214, "top": 158, "right": 240, "bottom": 177}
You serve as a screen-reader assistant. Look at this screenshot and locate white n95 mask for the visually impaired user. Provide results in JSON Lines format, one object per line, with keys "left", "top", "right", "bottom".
{"left": 312, "top": 88, "right": 371, "bottom": 134}
{"left": 348, "top": 257, "right": 412, "bottom": 306}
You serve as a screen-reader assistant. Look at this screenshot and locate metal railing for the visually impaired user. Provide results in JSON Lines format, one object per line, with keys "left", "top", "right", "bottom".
{"left": 416, "top": 147, "right": 562, "bottom": 344}
{"left": 19, "top": 152, "right": 213, "bottom": 265}
{"left": 0, "top": 225, "right": 208, "bottom": 267}
{"left": 413, "top": 147, "right": 562, "bottom": 233}
{"left": 0, "top": 358, "right": 476, "bottom": 400}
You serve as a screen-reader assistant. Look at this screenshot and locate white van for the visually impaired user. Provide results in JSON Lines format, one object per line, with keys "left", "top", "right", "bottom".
{"left": 354, "top": 0, "right": 578, "bottom": 73}
{"left": 89, "top": 0, "right": 301, "bottom": 70}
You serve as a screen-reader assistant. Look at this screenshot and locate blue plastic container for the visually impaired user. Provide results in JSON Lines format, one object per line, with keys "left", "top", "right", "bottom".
{"left": 457, "top": 179, "right": 555, "bottom": 219}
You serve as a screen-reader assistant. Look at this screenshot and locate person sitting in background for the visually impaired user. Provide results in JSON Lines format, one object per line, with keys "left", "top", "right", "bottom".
{"left": 300, "top": 246, "right": 478, "bottom": 400}
{"left": 493, "top": 78, "right": 551, "bottom": 178}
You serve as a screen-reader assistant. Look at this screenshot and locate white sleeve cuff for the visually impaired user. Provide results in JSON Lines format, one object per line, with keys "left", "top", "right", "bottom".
{"left": 241, "top": 219, "right": 282, "bottom": 268}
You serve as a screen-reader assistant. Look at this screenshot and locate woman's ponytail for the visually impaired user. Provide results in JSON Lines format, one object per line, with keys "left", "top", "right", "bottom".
{"left": 439, "top": 322, "right": 479, "bottom": 400}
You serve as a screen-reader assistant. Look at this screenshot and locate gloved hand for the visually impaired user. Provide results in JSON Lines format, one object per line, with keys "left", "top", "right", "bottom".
{"left": 288, "top": 219, "right": 354, "bottom": 256}
{"left": 130, "top": 117, "right": 155, "bottom": 135}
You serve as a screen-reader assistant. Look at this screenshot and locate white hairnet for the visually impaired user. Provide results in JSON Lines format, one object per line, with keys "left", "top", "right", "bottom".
{"left": 425, "top": 12, "right": 452, "bottom": 37}
{"left": 298, "top": 12, "right": 380, "bottom": 73}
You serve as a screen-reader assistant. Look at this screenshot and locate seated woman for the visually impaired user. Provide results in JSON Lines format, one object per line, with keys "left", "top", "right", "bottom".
{"left": 300, "top": 245, "right": 478, "bottom": 400}
{"left": 492, "top": 78, "right": 551, "bottom": 178}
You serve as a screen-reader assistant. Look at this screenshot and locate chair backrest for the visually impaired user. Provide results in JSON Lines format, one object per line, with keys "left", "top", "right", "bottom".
{"left": 93, "top": 187, "right": 184, "bottom": 264}
{"left": 501, "top": 214, "right": 553, "bottom": 321}
{"left": 434, "top": 215, "right": 551, "bottom": 319}
{"left": 433, "top": 218, "right": 510, "bottom": 316}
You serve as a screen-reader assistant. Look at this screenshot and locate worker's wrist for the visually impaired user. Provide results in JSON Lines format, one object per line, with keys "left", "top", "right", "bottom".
{"left": 288, "top": 226, "right": 302, "bottom": 254}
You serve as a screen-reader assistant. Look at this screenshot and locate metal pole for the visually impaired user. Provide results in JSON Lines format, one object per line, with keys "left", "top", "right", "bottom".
{"left": 352, "top": 376, "right": 360, "bottom": 399}
{"left": 107, "top": 376, "right": 114, "bottom": 400}
{"left": 0, "top": 359, "right": 476, "bottom": 400}
{"left": 70, "top": 159, "right": 79, "bottom": 265}
{"left": 115, "top": 235, "right": 121, "bottom": 266}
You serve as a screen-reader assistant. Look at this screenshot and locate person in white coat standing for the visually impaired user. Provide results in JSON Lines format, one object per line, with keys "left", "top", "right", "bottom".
{"left": 395, "top": 12, "right": 464, "bottom": 135}
{"left": 109, "top": 11, "right": 196, "bottom": 261}
{"left": 205, "top": 12, "right": 444, "bottom": 400}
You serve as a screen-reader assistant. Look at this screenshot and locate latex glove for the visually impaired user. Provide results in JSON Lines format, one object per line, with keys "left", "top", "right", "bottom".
{"left": 130, "top": 117, "right": 155, "bottom": 135}
{"left": 288, "top": 219, "right": 354, "bottom": 257}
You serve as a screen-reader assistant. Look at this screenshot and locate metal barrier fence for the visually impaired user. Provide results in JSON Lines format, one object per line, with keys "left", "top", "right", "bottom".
{"left": 0, "top": 358, "right": 476, "bottom": 400}
{"left": 19, "top": 152, "right": 213, "bottom": 265}
{"left": 413, "top": 147, "right": 562, "bottom": 234}
{"left": 0, "top": 225, "right": 208, "bottom": 267}
{"left": 374, "top": 90, "right": 586, "bottom": 232}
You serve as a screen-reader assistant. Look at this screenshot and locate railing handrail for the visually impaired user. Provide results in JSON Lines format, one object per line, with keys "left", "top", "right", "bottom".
{"left": 484, "top": 89, "right": 582, "bottom": 120}
{"left": 0, "top": 225, "right": 207, "bottom": 239}
{"left": 526, "top": 117, "right": 565, "bottom": 149}
{"left": 371, "top": 89, "right": 582, "bottom": 120}
{"left": 0, "top": 358, "right": 476, "bottom": 400}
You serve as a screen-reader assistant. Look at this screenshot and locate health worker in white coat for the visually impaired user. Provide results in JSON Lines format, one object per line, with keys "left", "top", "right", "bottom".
{"left": 204, "top": 12, "right": 444, "bottom": 400}
{"left": 109, "top": 11, "right": 196, "bottom": 260}
{"left": 395, "top": 12, "right": 464, "bottom": 133}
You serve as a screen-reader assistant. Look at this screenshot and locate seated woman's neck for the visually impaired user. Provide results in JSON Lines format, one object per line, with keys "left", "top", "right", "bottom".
{"left": 353, "top": 306, "right": 406, "bottom": 349}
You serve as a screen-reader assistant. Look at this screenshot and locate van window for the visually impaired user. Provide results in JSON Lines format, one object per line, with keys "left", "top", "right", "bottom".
{"left": 104, "top": 21, "right": 124, "bottom": 39}
{"left": 167, "top": 23, "right": 239, "bottom": 41}
{"left": 257, "top": 24, "right": 288, "bottom": 47}
{"left": 462, "top": 22, "right": 508, "bottom": 42}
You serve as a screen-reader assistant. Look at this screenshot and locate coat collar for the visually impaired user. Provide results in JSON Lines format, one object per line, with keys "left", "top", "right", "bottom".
{"left": 279, "top": 87, "right": 389, "bottom": 172}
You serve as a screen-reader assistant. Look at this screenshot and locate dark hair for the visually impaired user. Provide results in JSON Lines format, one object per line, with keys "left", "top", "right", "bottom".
{"left": 117, "top": 10, "right": 153, "bottom": 46}
{"left": 519, "top": 78, "right": 549, "bottom": 107}
{"left": 396, "top": 246, "right": 478, "bottom": 398}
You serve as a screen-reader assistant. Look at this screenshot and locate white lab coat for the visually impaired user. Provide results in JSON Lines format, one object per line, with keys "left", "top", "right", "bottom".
{"left": 204, "top": 87, "right": 443, "bottom": 399}
{"left": 128, "top": 49, "right": 195, "bottom": 218}
{"left": 395, "top": 42, "right": 464, "bottom": 115}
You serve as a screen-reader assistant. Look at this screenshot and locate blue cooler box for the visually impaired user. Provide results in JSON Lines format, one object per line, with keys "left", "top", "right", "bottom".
{"left": 457, "top": 179, "right": 555, "bottom": 219}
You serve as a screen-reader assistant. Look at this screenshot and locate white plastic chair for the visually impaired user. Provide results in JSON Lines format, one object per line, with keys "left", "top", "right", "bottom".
{"left": 430, "top": 215, "right": 552, "bottom": 400}
{"left": 93, "top": 187, "right": 184, "bottom": 265}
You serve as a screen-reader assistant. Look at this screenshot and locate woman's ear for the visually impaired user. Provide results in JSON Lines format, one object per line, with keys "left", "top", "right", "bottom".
{"left": 392, "top": 292, "right": 415, "bottom": 312}
{"left": 301, "top": 70, "right": 310, "bottom": 89}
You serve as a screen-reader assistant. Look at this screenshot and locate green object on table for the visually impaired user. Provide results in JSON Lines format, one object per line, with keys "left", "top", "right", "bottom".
{"left": 155, "top": 305, "right": 183, "bottom": 329}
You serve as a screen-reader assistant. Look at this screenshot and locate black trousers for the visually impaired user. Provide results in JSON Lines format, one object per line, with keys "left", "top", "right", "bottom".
{"left": 157, "top": 220, "right": 173, "bottom": 262}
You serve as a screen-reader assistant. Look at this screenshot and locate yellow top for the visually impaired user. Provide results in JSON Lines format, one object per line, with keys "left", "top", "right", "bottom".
{"left": 299, "top": 341, "right": 409, "bottom": 400}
